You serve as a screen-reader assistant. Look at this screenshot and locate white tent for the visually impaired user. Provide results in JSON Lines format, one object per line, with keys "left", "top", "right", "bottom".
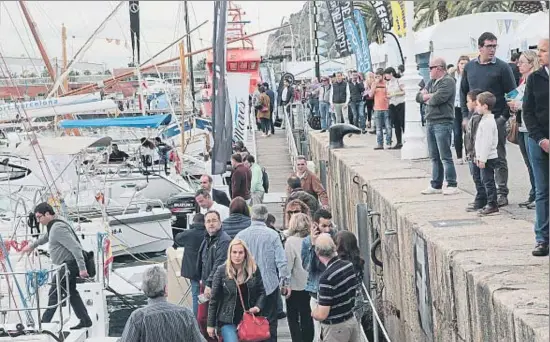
{"left": 368, "top": 12, "right": 528, "bottom": 69}
{"left": 512, "top": 11, "right": 549, "bottom": 51}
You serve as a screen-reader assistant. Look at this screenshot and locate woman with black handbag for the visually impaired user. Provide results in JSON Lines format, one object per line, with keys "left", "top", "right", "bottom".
{"left": 207, "top": 239, "right": 269, "bottom": 342}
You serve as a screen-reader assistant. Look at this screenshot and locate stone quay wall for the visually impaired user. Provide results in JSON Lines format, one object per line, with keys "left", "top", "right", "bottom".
{"left": 308, "top": 131, "right": 548, "bottom": 342}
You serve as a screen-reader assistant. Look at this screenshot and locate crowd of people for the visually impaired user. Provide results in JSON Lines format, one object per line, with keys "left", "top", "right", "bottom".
{"left": 289, "top": 32, "right": 548, "bottom": 257}
{"left": 118, "top": 148, "right": 367, "bottom": 342}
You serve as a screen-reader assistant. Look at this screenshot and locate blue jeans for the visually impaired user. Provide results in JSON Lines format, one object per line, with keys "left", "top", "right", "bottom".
{"left": 191, "top": 279, "right": 200, "bottom": 317}
{"left": 350, "top": 101, "right": 366, "bottom": 129}
{"left": 319, "top": 101, "right": 331, "bottom": 129}
{"left": 518, "top": 131, "right": 536, "bottom": 201}
{"left": 374, "top": 110, "right": 391, "bottom": 146}
{"left": 220, "top": 324, "right": 239, "bottom": 342}
{"left": 470, "top": 159, "right": 498, "bottom": 207}
{"left": 309, "top": 98, "right": 319, "bottom": 117}
{"left": 527, "top": 138, "right": 549, "bottom": 244}
{"left": 426, "top": 122, "right": 457, "bottom": 189}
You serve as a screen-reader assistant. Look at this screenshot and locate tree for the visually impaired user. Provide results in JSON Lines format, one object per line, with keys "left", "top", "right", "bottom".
{"left": 354, "top": 2, "right": 386, "bottom": 44}
{"left": 104, "top": 69, "right": 112, "bottom": 75}
{"left": 28, "top": 72, "right": 37, "bottom": 78}
{"left": 68, "top": 70, "right": 80, "bottom": 76}
{"left": 83, "top": 70, "right": 92, "bottom": 76}
{"left": 41, "top": 68, "right": 49, "bottom": 78}
{"left": 509, "top": 1, "right": 544, "bottom": 14}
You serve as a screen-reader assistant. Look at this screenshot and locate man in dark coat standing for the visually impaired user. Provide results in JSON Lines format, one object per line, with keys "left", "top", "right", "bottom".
{"left": 522, "top": 38, "right": 549, "bottom": 257}
{"left": 264, "top": 82, "right": 276, "bottom": 134}
{"left": 175, "top": 213, "right": 206, "bottom": 317}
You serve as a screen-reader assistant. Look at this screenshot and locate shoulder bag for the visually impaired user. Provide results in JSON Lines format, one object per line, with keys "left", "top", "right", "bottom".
{"left": 47, "top": 219, "right": 96, "bottom": 278}
{"left": 236, "top": 279, "right": 270, "bottom": 342}
{"left": 507, "top": 114, "right": 519, "bottom": 145}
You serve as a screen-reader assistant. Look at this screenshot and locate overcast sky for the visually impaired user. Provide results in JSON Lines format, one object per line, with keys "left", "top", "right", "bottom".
{"left": 0, "top": 1, "right": 305, "bottom": 71}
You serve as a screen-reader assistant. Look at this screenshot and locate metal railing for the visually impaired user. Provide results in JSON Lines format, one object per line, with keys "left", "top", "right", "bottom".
{"left": 0, "top": 263, "right": 70, "bottom": 335}
{"left": 282, "top": 103, "right": 299, "bottom": 173}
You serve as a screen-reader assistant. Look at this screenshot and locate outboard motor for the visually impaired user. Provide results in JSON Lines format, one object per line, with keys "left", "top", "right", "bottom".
{"left": 27, "top": 212, "right": 40, "bottom": 238}
{"left": 166, "top": 193, "right": 199, "bottom": 239}
{"left": 329, "top": 123, "right": 362, "bottom": 149}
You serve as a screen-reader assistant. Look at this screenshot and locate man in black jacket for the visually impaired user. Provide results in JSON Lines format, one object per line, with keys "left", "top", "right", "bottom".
{"left": 175, "top": 213, "right": 206, "bottom": 317}
{"left": 200, "top": 174, "right": 230, "bottom": 207}
{"left": 348, "top": 72, "right": 365, "bottom": 129}
{"left": 198, "top": 211, "right": 231, "bottom": 299}
{"left": 522, "top": 38, "right": 549, "bottom": 257}
{"left": 264, "top": 82, "right": 276, "bottom": 135}
{"left": 460, "top": 32, "right": 517, "bottom": 207}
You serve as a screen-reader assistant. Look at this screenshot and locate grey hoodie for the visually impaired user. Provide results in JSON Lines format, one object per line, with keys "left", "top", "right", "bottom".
{"left": 30, "top": 218, "right": 86, "bottom": 272}
{"left": 416, "top": 73, "right": 456, "bottom": 124}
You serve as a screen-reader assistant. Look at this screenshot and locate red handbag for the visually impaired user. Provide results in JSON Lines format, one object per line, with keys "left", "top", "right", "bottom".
{"left": 235, "top": 280, "right": 271, "bottom": 342}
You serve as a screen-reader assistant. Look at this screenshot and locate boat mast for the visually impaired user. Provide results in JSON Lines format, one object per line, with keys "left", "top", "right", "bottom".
{"left": 179, "top": 40, "right": 187, "bottom": 153}
{"left": 61, "top": 24, "right": 289, "bottom": 97}
{"left": 62, "top": 23, "right": 68, "bottom": 92}
{"left": 184, "top": 0, "right": 196, "bottom": 111}
{"left": 19, "top": 1, "right": 57, "bottom": 85}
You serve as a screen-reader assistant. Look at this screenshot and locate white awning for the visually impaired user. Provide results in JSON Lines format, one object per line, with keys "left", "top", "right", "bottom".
{"left": 15, "top": 136, "right": 112, "bottom": 155}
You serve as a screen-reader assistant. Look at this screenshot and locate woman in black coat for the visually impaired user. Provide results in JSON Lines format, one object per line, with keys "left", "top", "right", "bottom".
{"left": 207, "top": 239, "right": 266, "bottom": 341}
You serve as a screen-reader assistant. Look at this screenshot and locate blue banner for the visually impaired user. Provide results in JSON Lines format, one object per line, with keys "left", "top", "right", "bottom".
{"left": 354, "top": 10, "right": 372, "bottom": 73}
{"left": 343, "top": 17, "right": 365, "bottom": 73}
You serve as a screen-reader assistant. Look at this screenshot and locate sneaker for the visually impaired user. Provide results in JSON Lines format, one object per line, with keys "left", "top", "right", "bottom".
{"left": 421, "top": 187, "right": 442, "bottom": 195}
{"left": 368, "top": 130, "right": 376, "bottom": 135}
{"left": 478, "top": 205, "right": 499, "bottom": 216}
{"left": 267, "top": 132, "right": 271, "bottom": 137}
{"left": 466, "top": 202, "right": 485, "bottom": 212}
{"left": 374, "top": 145, "right": 384, "bottom": 150}
{"left": 361, "top": 129, "right": 367, "bottom": 134}
{"left": 391, "top": 143, "right": 403, "bottom": 150}
{"left": 526, "top": 202, "right": 536, "bottom": 210}
{"left": 443, "top": 187, "right": 460, "bottom": 195}
{"left": 455, "top": 159, "right": 464, "bottom": 165}
{"left": 518, "top": 199, "right": 534, "bottom": 207}
{"left": 532, "top": 243, "right": 549, "bottom": 257}
{"left": 497, "top": 196, "right": 508, "bottom": 207}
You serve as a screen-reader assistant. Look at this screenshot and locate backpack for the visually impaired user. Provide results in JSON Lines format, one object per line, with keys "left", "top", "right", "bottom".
{"left": 262, "top": 167, "right": 269, "bottom": 193}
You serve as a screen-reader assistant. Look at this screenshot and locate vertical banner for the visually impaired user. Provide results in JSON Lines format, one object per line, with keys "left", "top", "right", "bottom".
{"left": 226, "top": 73, "right": 251, "bottom": 144}
{"left": 128, "top": 1, "right": 140, "bottom": 64}
{"left": 390, "top": 1, "right": 406, "bottom": 37}
{"left": 325, "top": 1, "right": 353, "bottom": 57}
{"left": 343, "top": 18, "right": 364, "bottom": 72}
{"left": 354, "top": 10, "right": 373, "bottom": 72}
{"left": 369, "top": 1, "right": 392, "bottom": 32}
{"left": 211, "top": 1, "right": 232, "bottom": 175}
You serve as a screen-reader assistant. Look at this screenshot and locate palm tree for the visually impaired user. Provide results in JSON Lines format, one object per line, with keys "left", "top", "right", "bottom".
{"left": 83, "top": 70, "right": 92, "bottom": 76}
{"left": 509, "top": 1, "right": 543, "bottom": 13}
{"left": 354, "top": 1, "right": 386, "bottom": 43}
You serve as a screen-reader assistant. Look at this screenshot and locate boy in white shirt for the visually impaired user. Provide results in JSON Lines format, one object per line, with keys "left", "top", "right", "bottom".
{"left": 473, "top": 92, "right": 499, "bottom": 216}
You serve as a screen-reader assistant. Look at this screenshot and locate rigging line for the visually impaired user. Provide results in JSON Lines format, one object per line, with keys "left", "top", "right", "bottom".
{"left": 2, "top": 2, "right": 45, "bottom": 80}
{"left": 0, "top": 51, "right": 61, "bottom": 199}
{"left": 47, "top": 1, "right": 125, "bottom": 98}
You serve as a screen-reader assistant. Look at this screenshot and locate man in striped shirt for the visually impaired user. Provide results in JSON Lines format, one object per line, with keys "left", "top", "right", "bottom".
{"left": 118, "top": 266, "right": 205, "bottom": 342}
{"left": 311, "top": 234, "right": 360, "bottom": 342}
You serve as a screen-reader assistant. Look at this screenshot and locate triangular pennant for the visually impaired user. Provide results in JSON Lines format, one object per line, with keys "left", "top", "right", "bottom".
{"left": 504, "top": 19, "right": 512, "bottom": 34}
{"left": 496, "top": 20, "right": 504, "bottom": 35}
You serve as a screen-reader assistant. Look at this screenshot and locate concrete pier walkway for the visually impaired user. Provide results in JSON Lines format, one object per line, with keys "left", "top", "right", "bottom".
{"left": 307, "top": 129, "right": 549, "bottom": 342}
